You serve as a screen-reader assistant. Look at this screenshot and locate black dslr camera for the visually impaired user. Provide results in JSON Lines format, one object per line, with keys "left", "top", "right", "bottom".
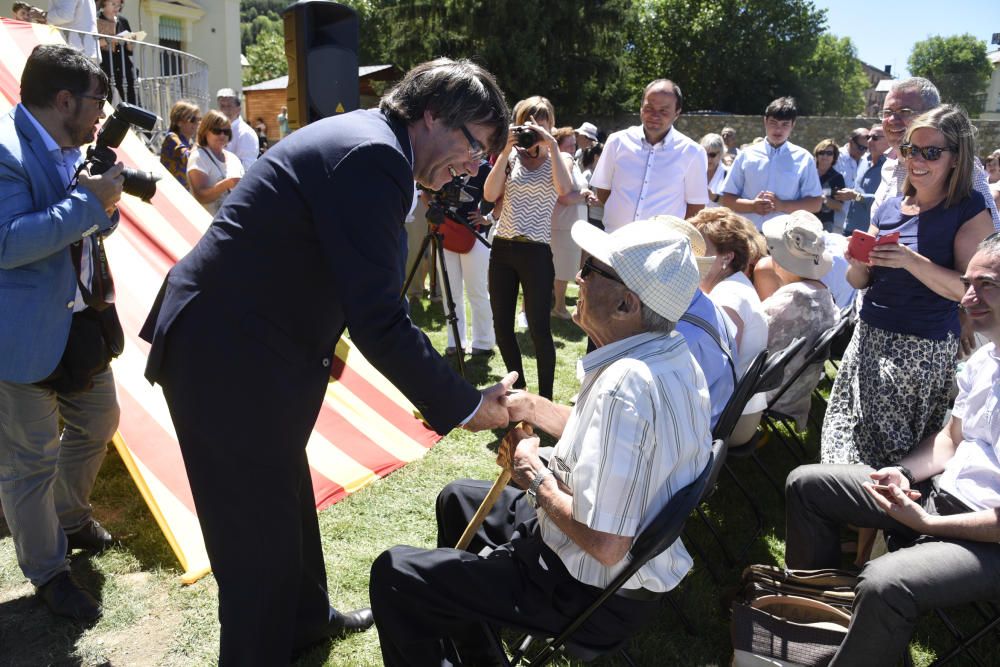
{"left": 83, "top": 103, "right": 160, "bottom": 202}
{"left": 513, "top": 125, "right": 540, "bottom": 149}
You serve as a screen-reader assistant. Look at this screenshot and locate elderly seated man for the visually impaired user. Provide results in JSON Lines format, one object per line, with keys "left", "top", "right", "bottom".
{"left": 369, "top": 219, "right": 713, "bottom": 666}
{"left": 785, "top": 234, "right": 1000, "bottom": 666}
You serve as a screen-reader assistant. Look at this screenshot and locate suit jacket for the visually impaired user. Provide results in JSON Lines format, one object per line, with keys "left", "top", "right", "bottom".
{"left": 141, "top": 108, "right": 480, "bottom": 435}
{"left": 0, "top": 106, "right": 116, "bottom": 383}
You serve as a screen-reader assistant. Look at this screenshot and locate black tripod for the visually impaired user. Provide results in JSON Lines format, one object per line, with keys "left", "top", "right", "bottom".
{"left": 400, "top": 213, "right": 491, "bottom": 378}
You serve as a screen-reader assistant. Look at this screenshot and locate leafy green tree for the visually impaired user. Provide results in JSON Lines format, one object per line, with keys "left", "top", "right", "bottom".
{"left": 243, "top": 26, "right": 287, "bottom": 87}
{"left": 791, "top": 34, "right": 869, "bottom": 116}
{"left": 627, "top": 0, "right": 826, "bottom": 114}
{"left": 374, "top": 0, "right": 633, "bottom": 119}
{"left": 909, "top": 34, "right": 992, "bottom": 115}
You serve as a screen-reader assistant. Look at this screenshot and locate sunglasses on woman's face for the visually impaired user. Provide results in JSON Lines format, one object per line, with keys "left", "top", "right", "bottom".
{"left": 816, "top": 150, "right": 835, "bottom": 157}
{"left": 899, "top": 143, "right": 955, "bottom": 161}
{"left": 209, "top": 127, "right": 233, "bottom": 137}
{"left": 706, "top": 151, "right": 719, "bottom": 158}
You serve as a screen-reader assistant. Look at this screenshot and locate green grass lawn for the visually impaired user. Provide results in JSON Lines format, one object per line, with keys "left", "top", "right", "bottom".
{"left": 1, "top": 285, "right": 996, "bottom": 665}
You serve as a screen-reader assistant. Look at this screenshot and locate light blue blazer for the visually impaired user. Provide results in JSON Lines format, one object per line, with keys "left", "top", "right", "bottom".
{"left": 0, "top": 106, "right": 115, "bottom": 383}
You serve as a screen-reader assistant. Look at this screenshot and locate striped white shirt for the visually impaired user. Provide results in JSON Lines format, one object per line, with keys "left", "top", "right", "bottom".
{"left": 537, "top": 331, "right": 712, "bottom": 592}
{"left": 495, "top": 151, "right": 558, "bottom": 244}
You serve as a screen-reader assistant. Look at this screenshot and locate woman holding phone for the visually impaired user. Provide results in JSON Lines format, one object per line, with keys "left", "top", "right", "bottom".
{"left": 822, "top": 105, "right": 994, "bottom": 467}
{"left": 483, "top": 96, "right": 574, "bottom": 398}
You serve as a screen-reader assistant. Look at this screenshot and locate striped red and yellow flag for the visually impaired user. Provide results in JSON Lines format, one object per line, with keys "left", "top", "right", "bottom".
{"left": 0, "top": 19, "right": 442, "bottom": 583}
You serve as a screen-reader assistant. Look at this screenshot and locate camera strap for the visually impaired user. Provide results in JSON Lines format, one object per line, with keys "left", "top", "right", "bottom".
{"left": 70, "top": 236, "right": 116, "bottom": 312}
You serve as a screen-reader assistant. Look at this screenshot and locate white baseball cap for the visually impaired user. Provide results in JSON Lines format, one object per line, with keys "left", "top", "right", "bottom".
{"left": 574, "top": 122, "right": 598, "bottom": 141}
{"left": 216, "top": 88, "right": 237, "bottom": 100}
{"left": 571, "top": 219, "right": 699, "bottom": 322}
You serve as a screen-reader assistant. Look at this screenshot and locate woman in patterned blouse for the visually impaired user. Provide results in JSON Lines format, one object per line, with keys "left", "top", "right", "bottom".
{"left": 483, "top": 96, "right": 575, "bottom": 398}
{"left": 159, "top": 100, "right": 200, "bottom": 189}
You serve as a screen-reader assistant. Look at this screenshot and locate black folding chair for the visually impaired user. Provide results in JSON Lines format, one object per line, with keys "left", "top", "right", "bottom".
{"left": 685, "top": 350, "right": 770, "bottom": 576}
{"left": 489, "top": 440, "right": 725, "bottom": 667}
{"left": 761, "top": 320, "right": 850, "bottom": 470}
{"left": 727, "top": 337, "right": 808, "bottom": 498}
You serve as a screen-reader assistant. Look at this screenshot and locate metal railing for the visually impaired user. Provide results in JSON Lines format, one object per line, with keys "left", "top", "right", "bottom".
{"left": 50, "top": 25, "right": 209, "bottom": 151}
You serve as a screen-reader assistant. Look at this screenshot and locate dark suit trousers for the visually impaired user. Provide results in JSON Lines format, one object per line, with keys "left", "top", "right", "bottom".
{"left": 369, "top": 479, "right": 655, "bottom": 667}
{"left": 156, "top": 297, "right": 334, "bottom": 666}
{"left": 785, "top": 464, "right": 1000, "bottom": 666}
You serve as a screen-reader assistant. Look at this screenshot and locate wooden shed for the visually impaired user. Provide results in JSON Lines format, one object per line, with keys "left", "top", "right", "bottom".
{"left": 243, "top": 64, "right": 403, "bottom": 145}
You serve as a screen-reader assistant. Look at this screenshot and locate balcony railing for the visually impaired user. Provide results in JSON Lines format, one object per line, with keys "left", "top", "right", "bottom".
{"left": 50, "top": 25, "right": 209, "bottom": 151}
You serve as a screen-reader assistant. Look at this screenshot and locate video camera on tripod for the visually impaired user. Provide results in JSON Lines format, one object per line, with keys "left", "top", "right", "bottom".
{"left": 423, "top": 173, "right": 491, "bottom": 250}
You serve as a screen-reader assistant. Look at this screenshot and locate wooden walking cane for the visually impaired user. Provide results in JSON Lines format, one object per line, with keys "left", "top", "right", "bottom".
{"left": 455, "top": 422, "right": 533, "bottom": 550}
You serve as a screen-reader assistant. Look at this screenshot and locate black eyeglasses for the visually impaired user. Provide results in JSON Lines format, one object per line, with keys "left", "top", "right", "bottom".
{"left": 706, "top": 151, "right": 719, "bottom": 158}
{"left": 853, "top": 138, "right": 869, "bottom": 148}
{"left": 581, "top": 257, "right": 625, "bottom": 285}
{"left": 868, "top": 134, "right": 885, "bottom": 141}
{"left": 880, "top": 107, "right": 917, "bottom": 121}
{"left": 210, "top": 127, "right": 233, "bottom": 138}
{"left": 73, "top": 91, "right": 105, "bottom": 103}
{"left": 459, "top": 124, "right": 487, "bottom": 161}
{"left": 899, "top": 143, "right": 956, "bottom": 161}
{"left": 816, "top": 150, "right": 835, "bottom": 156}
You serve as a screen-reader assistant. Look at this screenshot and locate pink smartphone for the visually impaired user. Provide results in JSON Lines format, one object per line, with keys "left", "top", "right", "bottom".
{"left": 849, "top": 231, "right": 900, "bottom": 263}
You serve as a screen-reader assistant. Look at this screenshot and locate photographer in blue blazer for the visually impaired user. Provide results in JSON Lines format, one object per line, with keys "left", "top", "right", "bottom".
{"left": 0, "top": 44, "right": 125, "bottom": 623}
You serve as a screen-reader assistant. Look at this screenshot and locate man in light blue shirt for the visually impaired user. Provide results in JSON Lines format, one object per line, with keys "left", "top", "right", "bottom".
{"left": 842, "top": 124, "right": 888, "bottom": 235}
{"left": 677, "top": 289, "right": 737, "bottom": 428}
{"left": 720, "top": 97, "right": 822, "bottom": 230}
{"left": 832, "top": 127, "right": 870, "bottom": 233}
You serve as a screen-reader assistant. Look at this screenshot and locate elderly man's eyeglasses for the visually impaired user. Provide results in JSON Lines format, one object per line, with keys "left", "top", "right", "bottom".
{"left": 868, "top": 134, "right": 885, "bottom": 141}
{"left": 899, "top": 143, "right": 955, "bottom": 161}
{"left": 880, "top": 107, "right": 917, "bottom": 121}
{"left": 581, "top": 257, "right": 625, "bottom": 285}
{"left": 459, "top": 125, "right": 487, "bottom": 161}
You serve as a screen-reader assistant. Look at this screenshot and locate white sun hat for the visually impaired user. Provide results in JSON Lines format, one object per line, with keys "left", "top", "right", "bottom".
{"left": 571, "top": 218, "right": 699, "bottom": 322}
{"left": 761, "top": 210, "right": 833, "bottom": 280}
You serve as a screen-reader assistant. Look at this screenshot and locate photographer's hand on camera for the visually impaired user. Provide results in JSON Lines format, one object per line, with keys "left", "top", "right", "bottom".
{"left": 78, "top": 162, "right": 125, "bottom": 215}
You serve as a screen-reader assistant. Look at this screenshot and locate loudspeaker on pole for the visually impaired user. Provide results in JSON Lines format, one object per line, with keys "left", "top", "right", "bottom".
{"left": 282, "top": 0, "right": 359, "bottom": 129}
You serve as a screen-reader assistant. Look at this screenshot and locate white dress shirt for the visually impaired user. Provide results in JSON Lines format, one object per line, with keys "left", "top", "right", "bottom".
{"left": 228, "top": 115, "right": 260, "bottom": 172}
{"left": 47, "top": 0, "right": 99, "bottom": 60}
{"left": 939, "top": 343, "right": 1000, "bottom": 511}
{"left": 589, "top": 125, "right": 708, "bottom": 233}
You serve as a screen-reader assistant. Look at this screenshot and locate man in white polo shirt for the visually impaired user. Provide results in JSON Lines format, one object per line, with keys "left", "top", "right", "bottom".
{"left": 785, "top": 233, "right": 1000, "bottom": 666}
{"left": 590, "top": 79, "right": 708, "bottom": 233}
{"left": 216, "top": 87, "right": 259, "bottom": 172}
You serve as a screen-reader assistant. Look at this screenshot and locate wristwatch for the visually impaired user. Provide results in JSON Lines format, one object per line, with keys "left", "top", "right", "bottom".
{"left": 854, "top": 191, "right": 864, "bottom": 202}
{"left": 525, "top": 467, "right": 553, "bottom": 508}
{"left": 894, "top": 464, "right": 916, "bottom": 486}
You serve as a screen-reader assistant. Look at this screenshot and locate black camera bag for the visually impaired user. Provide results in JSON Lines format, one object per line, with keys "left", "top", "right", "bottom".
{"left": 37, "top": 305, "right": 124, "bottom": 394}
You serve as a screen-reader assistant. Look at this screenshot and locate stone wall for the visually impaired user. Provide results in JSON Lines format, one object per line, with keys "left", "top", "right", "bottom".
{"left": 583, "top": 114, "right": 1000, "bottom": 156}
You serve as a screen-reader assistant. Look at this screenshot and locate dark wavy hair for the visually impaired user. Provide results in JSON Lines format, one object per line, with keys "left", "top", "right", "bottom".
{"left": 20, "top": 44, "right": 108, "bottom": 109}
{"left": 380, "top": 58, "right": 509, "bottom": 155}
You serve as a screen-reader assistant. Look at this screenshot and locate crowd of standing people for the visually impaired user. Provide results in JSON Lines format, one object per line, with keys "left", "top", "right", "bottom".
{"left": 5, "top": 26, "right": 1000, "bottom": 664}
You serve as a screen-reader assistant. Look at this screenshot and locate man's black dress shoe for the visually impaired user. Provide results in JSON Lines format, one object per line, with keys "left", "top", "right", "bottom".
{"left": 66, "top": 519, "right": 114, "bottom": 553}
{"left": 329, "top": 607, "right": 374, "bottom": 638}
{"left": 37, "top": 571, "right": 102, "bottom": 622}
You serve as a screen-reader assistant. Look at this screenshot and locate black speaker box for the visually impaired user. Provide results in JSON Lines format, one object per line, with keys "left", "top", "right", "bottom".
{"left": 282, "top": 1, "right": 359, "bottom": 128}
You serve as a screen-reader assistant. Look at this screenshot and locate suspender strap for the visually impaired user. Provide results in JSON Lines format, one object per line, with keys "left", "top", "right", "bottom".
{"left": 680, "top": 312, "right": 738, "bottom": 384}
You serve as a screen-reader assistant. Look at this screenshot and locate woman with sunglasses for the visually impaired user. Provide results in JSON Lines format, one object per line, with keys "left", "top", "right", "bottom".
{"left": 188, "top": 109, "right": 244, "bottom": 215}
{"left": 813, "top": 138, "right": 845, "bottom": 232}
{"left": 822, "top": 105, "right": 995, "bottom": 469}
{"left": 482, "top": 96, "right": 574, "bottom": 399}
{"left": 160, "top": 99, "right": 200, "bottom": 189}
{"left": 700, "top": 133, "right": 727, "bottom": 208}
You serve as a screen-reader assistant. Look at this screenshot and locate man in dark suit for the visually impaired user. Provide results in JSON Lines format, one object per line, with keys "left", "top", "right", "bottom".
{"left": 139, "top": 58, "right": 512, "bottom": 666}
{"left": 0, "top": 44, "right": 124, "bottom": 623}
